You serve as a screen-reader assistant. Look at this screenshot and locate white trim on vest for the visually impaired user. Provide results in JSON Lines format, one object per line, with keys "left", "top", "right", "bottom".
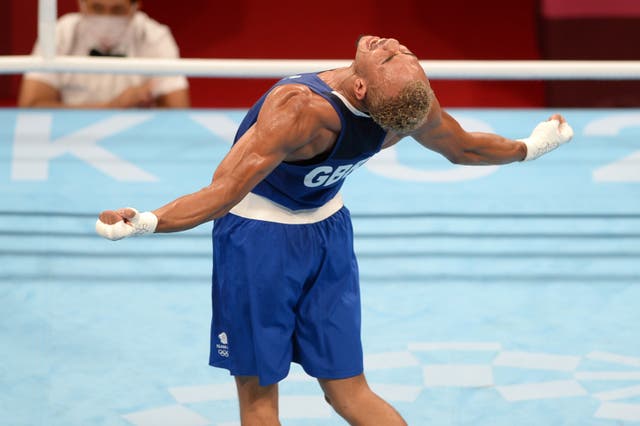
{"left": 331, "top": 91, "right": 370, "bottom": 118}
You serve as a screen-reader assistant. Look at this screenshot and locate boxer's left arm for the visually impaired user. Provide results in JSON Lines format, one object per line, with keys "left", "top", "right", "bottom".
{"left": 407, "top": 97, "right": 573, "bottom": 165}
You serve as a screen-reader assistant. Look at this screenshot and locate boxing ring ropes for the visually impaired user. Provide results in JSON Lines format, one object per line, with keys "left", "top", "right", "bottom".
{"left": 1, "top": 0, "right": 640, "bottom": 79}
{"left": 3, "top": 2, "right": 640, "bottom": 426}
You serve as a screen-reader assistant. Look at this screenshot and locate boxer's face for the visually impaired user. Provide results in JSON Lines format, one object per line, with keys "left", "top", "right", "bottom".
{"left": 354, "top": 35, "right": 426, "bottom": 101}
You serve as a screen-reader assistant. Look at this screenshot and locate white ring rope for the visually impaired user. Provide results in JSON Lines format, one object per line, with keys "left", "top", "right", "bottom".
{"left": 1, "top": 55, "right": 640, "bottom": 80}
{"left": 6, "top": 0, "right": 640, "bottom": 81}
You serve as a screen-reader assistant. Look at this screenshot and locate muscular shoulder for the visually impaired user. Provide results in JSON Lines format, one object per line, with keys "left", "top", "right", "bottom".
{"left": 263, "top": 84, "right": 340, "bottom": 132}
{"left": 251, "top": 84, "right": 341, "bottom": 159}
{"left": 265, "top": 84, "right": 314, "bottom": 111}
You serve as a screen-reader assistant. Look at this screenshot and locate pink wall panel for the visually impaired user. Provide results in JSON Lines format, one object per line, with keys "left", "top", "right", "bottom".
{"left": 542, "top": 0, "right": 640, "bottom": 18}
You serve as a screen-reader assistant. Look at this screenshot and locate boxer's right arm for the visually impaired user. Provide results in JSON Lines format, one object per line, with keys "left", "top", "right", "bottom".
{"left": 96, "top": 85, "right": 327, "bottom": 238}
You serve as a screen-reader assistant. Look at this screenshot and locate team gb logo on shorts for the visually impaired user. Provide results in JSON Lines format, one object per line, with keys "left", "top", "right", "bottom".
{"left": 218, "top": 332, "right": 228, "bottom": 345}
{"left": 217, "top": 332, "right": 229, "bottom": 357}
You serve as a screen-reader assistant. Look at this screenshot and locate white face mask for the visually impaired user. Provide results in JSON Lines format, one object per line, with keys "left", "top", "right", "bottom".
{"left": 79, "top": 14, "right": 132, "bottom": 53}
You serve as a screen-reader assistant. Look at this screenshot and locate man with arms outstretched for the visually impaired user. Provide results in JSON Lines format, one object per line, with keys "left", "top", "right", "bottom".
{"left": 96, "top": 36, "right": 573, "bottom": 425}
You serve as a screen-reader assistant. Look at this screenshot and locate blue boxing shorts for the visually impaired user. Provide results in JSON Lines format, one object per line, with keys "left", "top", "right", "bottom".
{"left": 209, "top": 193, "right": 363, "bottom": 386}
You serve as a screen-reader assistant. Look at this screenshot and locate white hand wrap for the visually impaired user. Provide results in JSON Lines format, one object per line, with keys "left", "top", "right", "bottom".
{"left": 95, "top": 208, "right": 158, "bottom": 241}
{"left": 518, "top": 119, "right": 574, "bottom": 161}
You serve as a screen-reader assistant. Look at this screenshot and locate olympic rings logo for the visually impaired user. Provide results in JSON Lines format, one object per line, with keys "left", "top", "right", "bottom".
{"left": 218, "top": 349, "right": 229, "bottom": 358}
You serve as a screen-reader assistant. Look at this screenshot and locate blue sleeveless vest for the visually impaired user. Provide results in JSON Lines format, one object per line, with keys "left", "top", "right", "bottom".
{"left": 234, "top": 72, "right": 387, "bottom": 210}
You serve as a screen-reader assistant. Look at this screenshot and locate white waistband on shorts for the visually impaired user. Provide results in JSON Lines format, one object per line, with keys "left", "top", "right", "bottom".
{"left": 229, "top": 192, "right": 343, "bottom": 224}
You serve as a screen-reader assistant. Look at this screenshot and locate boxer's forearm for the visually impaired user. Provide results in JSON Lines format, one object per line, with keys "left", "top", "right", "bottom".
{"left": 152, "top": 186, "right": 234, "bottom": 233}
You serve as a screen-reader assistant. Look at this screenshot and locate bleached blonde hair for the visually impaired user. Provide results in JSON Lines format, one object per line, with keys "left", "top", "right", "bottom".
{"left": 367, "top": 80, "right": 434, "bottom": 133}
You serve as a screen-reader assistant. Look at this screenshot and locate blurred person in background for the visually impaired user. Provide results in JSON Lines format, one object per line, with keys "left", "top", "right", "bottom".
{"left": 18, "top": 0, "right": 190, "bottom": 108}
